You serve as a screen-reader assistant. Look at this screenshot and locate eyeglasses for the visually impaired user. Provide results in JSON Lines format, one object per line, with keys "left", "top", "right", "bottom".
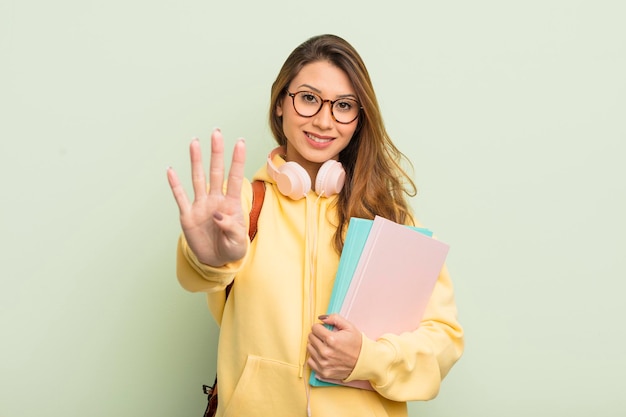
{"left": 287, "top": 91, "right": 362, "bottom": 124}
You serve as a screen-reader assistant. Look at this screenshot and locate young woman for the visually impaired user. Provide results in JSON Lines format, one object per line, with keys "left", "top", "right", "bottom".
{"left": 167, "top": 34, "right": 463, "bottom": 417}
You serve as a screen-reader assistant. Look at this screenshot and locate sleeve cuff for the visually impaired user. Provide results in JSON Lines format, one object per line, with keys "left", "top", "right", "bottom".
{"left": 180, "top": 235, "right": 249, "bottom": 290}
{"left": 343, "top": 334, "right": 397, "bottom": 388}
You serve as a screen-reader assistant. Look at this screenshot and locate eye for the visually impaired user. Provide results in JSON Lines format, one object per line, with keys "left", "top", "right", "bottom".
{"left": 299, "top": 92, "right": 319, "bottom": 104}
{"left": 334, "top": 99, "right": 356, "bottom": 112}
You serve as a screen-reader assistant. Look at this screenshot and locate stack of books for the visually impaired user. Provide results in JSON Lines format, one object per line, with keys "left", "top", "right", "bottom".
{"left": 310, "top": 215, "right": 450, "bottom": 389}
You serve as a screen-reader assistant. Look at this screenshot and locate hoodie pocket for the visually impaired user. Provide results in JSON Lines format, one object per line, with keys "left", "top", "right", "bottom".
{"left": 222, "top": 355, "right": 305, "bottom": 417}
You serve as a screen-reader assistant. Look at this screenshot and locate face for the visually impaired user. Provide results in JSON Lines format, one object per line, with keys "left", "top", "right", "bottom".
{"left": 276, "top": 60, "right": 359, "bottom": 176}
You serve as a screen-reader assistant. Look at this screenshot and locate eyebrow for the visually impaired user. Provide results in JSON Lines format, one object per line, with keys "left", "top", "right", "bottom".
{"left": 296, "top": 84, "right": 358, "bottom": 100}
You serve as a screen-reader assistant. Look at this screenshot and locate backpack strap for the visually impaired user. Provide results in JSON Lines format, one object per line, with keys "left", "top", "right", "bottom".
{"left": 224, "top": 180, "right": 265, "bottom": 299}
{"left": 248, "top": 180, "right": 265, "bottom": 241}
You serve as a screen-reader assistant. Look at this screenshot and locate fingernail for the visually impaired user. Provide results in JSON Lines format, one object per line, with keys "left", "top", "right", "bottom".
{"left": 213, "top": 127, "right": 221, "bottom": 132}
{"left": 213, "top": 212, "right": 223, "bottom": 221}
{"left": 318, "top": 315, "right": 329, "bottom": 320}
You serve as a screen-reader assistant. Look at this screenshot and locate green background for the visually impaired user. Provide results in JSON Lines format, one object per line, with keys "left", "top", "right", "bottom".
{"left": 1, "top": 1, "right": 625, "bottom": 416}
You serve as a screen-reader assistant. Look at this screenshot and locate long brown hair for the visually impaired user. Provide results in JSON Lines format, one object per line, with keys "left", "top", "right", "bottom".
{"left": 269, "top": 34, "right": 416, "bottom": 252}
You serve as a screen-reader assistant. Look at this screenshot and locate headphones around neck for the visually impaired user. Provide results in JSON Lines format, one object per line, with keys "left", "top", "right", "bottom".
{"left": 266, "top": 147, "right": 346, "bottom": 200}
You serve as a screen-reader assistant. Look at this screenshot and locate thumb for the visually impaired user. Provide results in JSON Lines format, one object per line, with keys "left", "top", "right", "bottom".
{"left": 318, "top": 314, "right": 353, "bottom": 331}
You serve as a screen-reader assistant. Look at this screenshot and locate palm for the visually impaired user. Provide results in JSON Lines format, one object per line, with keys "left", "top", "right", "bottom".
{"left": 167, "top": 130, "right": 247, "bottom": 266}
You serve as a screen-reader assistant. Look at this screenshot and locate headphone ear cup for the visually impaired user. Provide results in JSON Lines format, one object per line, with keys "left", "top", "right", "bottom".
{"left": 276, "top": 162, "right": 311, "bottom": 200}
{"left": 315, "top": 160, "right": 346, "bottom": 197}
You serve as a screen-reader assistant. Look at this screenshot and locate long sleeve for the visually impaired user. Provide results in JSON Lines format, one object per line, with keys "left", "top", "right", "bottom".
{"left": 176, "top": 233, "right": 251, "bottom": 325}
{"left": 176, "top": 233, "right": 249, "bottom": 294}
{"left": 344, "top": 264, "right": 464, "bottom": 401}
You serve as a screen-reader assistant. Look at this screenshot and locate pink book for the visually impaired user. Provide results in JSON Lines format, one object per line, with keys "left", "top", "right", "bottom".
{"left": 317, "top": 216, "right": 449, "bottom": 389}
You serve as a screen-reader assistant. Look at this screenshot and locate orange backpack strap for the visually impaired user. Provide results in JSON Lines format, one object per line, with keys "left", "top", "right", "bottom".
{"left": 224, "top": 180, "right": 265, "bottom": 299}
{"left": 248, "top": 180, "right": 265, "bottom": 241}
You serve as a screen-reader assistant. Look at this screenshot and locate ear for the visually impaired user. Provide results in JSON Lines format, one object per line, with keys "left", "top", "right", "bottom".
{"left": 276, "top": 99, "right": 283, "bottom": 117}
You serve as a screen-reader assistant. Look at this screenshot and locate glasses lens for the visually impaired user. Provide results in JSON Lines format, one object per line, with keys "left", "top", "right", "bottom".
{"left": 293, "top": 92, "right": 322, "bottom": 117}
{"left": 293, "top": 92, "right": 360, "bottom": 124}
{"left": 332, "top": 98, "right": 360, "bottom": 124}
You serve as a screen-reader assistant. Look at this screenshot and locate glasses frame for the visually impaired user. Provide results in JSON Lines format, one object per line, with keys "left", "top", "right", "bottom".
{"left": 287, "top": 91, "right": 362, "bottom": 124}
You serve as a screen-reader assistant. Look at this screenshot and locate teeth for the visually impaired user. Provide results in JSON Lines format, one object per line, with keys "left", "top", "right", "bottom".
{"left": 306, "top": 132, "right": 331, "bottom": 143}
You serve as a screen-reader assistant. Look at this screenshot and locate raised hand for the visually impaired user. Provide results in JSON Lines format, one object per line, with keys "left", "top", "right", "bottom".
{"left": 167, "top": 129, "right": 247, "bottom": 267}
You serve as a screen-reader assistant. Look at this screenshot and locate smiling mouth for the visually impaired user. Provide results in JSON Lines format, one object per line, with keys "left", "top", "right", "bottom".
{"left": 305, "top": 132, "right": 333, "bottom": 143}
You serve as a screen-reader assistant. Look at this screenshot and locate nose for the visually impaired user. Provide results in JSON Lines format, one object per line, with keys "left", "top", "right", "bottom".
{"left": 312, "top": 101, "right": 334, "bottom": 129}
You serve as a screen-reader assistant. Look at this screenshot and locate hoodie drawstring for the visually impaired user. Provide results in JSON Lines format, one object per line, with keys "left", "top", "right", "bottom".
{"left": 300, "top": 191, "right": 323, "bottom": 416}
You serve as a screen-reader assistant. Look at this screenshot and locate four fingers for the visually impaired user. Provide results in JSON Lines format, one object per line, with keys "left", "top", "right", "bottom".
{"left": 167, "top": 129, "right": 247, "bottom": 213}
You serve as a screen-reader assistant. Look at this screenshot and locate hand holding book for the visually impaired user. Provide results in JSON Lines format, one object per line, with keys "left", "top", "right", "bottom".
{"left": 306, "top": 313, "right": 362, "bottom": 383}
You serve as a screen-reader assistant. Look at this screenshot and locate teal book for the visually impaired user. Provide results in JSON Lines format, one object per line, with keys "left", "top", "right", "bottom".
{"left": 309, "top": 217, "right": 433, "bottom": 388}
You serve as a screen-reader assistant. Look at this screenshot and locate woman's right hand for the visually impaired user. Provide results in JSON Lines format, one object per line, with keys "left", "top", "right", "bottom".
{"left": 167, "top": 129, "right": 248, "bottom": 267}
